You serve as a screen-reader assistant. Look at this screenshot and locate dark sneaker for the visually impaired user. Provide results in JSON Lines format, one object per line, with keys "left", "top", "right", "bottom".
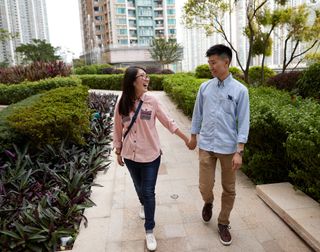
{"left": 202, "top": 203, "right": 213, "bottom": 223}
{"left": 218, "top": 224, "right": 232, "bottom": 246}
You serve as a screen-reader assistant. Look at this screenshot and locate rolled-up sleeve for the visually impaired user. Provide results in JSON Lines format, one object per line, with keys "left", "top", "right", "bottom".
{"left": 112, "top": 101, "right": 123, "bottom": 149}
{"left": 191, "top": 86, "right": 203, "bottom": 134}
{"left": 236, "top": 88, "right": 250, "bottom": 143}
{"left": 155, "top": 100, "right": 178, "bottom": 134}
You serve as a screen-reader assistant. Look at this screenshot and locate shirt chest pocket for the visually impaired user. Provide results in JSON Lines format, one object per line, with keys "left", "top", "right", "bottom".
{"left": 140, "top": 104, "right": 154, "bottom": 121}
{"left": 220, "top": 98, "right": 236, "bottom": 115}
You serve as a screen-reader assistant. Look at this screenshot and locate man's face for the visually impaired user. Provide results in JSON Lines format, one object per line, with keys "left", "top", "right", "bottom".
{"left": 208, "top": 55, "right": 229, "bottom": 78}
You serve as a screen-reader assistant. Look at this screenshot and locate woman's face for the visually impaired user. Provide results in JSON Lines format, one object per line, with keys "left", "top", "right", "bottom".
{"left": 134, "top": 69, "right": 150, "bottom": 96}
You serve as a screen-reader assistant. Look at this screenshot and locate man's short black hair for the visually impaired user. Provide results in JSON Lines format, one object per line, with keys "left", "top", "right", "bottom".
{"left": 206, "top": 44, "right": 232, "bottom": 63}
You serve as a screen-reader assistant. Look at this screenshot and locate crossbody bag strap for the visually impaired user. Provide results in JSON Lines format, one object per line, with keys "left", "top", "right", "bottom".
{"left": 123, "top": 100, "right": 143, "bottom": 140}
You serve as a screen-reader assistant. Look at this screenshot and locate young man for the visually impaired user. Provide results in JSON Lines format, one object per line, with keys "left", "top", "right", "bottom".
{"left": 188, "top": 44, "right": 250, "bottom": 246}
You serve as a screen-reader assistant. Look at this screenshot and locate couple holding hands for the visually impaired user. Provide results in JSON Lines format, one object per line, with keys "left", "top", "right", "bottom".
{"left": 113, "top": 44, "right": 250, "bottom": 251}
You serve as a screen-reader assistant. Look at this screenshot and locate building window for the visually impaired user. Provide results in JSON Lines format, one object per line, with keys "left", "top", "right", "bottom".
{"left": 118, "top": 29, "right": 128, "bottom": 35}
{"left": 167, "top": 0, "right": 174, "bottom": 4}
{"left": 169, "top": 29, "right": 175, "bottom": 34}
{"left": 118, "top": 39, "right": 128, "bottom": 44}
{"left": 117, "top": 18, "right": 127, "bottom": 24}
{"left": 117, "top": 0, "right": 125, "bottom": 2}
{"left": 167, "top": 9, "right": 175, "bottom": 15}
{"left": 116, "top": 8, "right": 126, "bottom": 14}
{"left": 167, "top": 19, "right": 175, "bottom": 25}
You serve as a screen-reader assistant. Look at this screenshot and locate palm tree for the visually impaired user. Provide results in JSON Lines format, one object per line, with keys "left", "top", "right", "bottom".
{"left": 149, "top": 38, "right": 183, "bottom": 69}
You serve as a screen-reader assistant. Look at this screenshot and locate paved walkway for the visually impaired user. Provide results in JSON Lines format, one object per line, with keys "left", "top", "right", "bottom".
{"left": 73, "top": 91, "right": 311, "bottom": 252}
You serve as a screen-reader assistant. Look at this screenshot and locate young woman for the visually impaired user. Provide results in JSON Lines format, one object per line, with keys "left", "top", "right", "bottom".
{"left": 113, "top": 66, "right": 189, "bottom": 251}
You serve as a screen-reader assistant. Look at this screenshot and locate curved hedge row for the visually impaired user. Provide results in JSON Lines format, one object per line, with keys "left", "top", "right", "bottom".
{"left": 77, "top": 74, "right": 166, "bottom": 91}
{"left": 163, "top": 74, "right": 320, "bottom": 202}
{"left": 0, "top": 77, "right": 81, "bottom": 105}
{"left": 0, "top": 86, "right": 91, "bottom": 152}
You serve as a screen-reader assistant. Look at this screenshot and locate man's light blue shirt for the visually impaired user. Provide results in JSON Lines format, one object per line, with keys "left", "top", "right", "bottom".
{"left": 191, "top": 74, "right": 250, "bottom": 154}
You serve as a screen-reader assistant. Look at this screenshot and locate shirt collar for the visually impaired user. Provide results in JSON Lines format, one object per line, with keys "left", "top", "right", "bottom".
{"left": 217, "top": 74, "right": 232, "bottom": 88}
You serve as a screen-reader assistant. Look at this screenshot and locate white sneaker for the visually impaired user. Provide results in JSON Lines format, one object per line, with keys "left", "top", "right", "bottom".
{"left": 139, "top": 205, "right": 145, "bottom": 219}
{"left": 146, "top": 233, "right": 157, "bottom": 251}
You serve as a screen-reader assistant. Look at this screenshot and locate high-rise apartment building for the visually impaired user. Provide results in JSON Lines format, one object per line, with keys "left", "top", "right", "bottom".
{"left": 79, "top": 0, "right": 177, "bottom": 66}
{"left": 0, "top": 0, "right": 50, "bottom": 65}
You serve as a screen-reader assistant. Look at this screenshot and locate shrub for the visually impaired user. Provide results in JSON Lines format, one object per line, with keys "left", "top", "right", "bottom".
{"left": 6, "top": 86, "right": 91, "bottom": 147}
{"left": 267, "top": 71, "right": 302, "bottom": 92}
{"left": 0, "top": 95, "right": 41, "bottom": 153}
{"left": 229, "top": 66, "right": 242, "bottom": 75}
{"left": 195, "top": 64, "right": 212, "bottom": 79}
{"left": 248, "top": 66, "right": 275, "bottom": 85}
{"left": 74, "top": 65, "right": 97, "bottom": 75}
{"left": 0, "top": 93, "right": 118, "bottom": 250}
{"left": 163, "top": 74, "right": 207, "bottom": 116}
{"left": 161, "top": 69, "right": 175, "bottom": 74}
{"left": 78, "top": 74, "right": 166, "bottom": 90}
{"left": 145, "top": 66, "right": 162, "bottom": 74}
{"left": 100, "top": 67, "right": 114, "bottom": 74}
{"left": 296, "top": 62, "right": 320, "bottom": 100}
{"left": 112, "top": 68, "right": 124, "bottom": 74}
{"left": 0, "top": 61, "right": 72, "bottom": 84}
{"left": 0, "top": 76, "right": 81, "bottom": 105}
{"left": 74, "top": 64, "right": 113, "bottom": 75}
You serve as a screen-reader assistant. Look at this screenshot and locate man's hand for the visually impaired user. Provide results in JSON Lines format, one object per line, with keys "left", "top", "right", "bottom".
{"left": 117, "top": 154, "right": 124, "bottom": 166}
{"left": 188, "top": 135, "right": 197, "bottom": 150}
{"left": 232, "top": 153, "right": 242, "bottom": 170}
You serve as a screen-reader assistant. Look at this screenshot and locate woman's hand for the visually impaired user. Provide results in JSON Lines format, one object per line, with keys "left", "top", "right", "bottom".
{"left": 117, "top": 154, "right": 125, "bottom": 166}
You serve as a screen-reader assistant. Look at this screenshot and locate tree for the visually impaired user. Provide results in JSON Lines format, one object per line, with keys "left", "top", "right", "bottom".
{"left": 0, "top": 29, "right": 17, "bottom": 42}
{"left": 149, "top": 38, "right": 183, "bottom": 69}
{"left": 15, "top": 39, "right": 61, "bottom": 63}
{"left": 254, "top": 7, "right": 288, "bottom": 83}
{"left": 279, "top": 5, "right": 320, "bottom": 73}
{"left": 183, "top": 0, "right": 273, "bottom": 83}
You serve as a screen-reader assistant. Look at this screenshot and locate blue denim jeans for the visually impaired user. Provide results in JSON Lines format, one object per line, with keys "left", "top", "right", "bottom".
{"left": 124, "top": 156, "right": 161, "bottom": 232}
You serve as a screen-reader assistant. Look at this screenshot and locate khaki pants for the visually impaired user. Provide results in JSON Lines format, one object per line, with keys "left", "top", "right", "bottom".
{"left": 199, "top": 149, "right": 236, "bottom": 225}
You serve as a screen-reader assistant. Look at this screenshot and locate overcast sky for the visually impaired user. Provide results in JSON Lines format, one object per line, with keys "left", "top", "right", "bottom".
{"left": 46, "top": 0, "right": 83, "bottom": 58}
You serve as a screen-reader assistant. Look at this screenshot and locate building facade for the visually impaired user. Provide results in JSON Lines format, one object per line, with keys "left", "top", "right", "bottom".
{"left": 79, "top": 0, "right": 177, "bottom": 66}
{"left": 0, "top": 0, "right": 50, "bottom": 65}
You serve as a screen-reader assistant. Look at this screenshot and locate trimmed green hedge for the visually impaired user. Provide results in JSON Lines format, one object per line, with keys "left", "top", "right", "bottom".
{"left": 163, "top": 74, "right": 206, "bottom": 116}
{"left": 0, "top": 77, "right": 81, "bottom": 105}
{"left": 163, "top": 74, "right": 320, "bottom": 202}
{"left": 0, "top": 86, "right": 91, "bottom": 152}
{"left": 77, "top": 74, "right": 166, "bottom": 90}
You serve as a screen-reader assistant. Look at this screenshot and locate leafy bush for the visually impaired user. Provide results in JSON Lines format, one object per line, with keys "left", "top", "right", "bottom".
{"left": 248, "top": 66, "right": 275, "bottom": 85}
{"left": 0, "top": 76, "right": 81, "bottom": 105}
{"left": 74, "top": 64, "right": 113, "bottom": 75}
{"left": 112, "top": 68, "right": 124, "bottom": 74}
{"left": 0, "top": 61, "right": 72, "bottom": 84}
{"left": 229, "top": 66, "right": 242, "bottom": 75}
{"left": 296, "top": 62, "right": 320, "bottom": 99}
{"left": 195, "top": 64, "right": 212, "bottom": 79}
{"left": 0, "top": 92, "right": 117, "bottom": 251}
{"left": 163, "top": 74, "right": 206, "bottom": 116}
{"left": 78, "top": 74, "right": 166, "bottom": 90}
{"left": 6, "top": 86, "right": 91, "bottom": 147}
{"left": 267, "top": 71, "right": 302, "bottom": 92}
{"left": 145, "top": 66, "right": 162, "bottom": 74}
{"left": 161, "top": 69, "right": 175, "bottom": 74}
{"left": 162, "top": 74, "right": 320, "bottom": 202}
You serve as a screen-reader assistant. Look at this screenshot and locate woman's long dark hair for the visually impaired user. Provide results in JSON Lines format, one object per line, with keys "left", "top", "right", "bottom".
{"left": 118, "top": 66, "right": 146, "bottom": 116}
